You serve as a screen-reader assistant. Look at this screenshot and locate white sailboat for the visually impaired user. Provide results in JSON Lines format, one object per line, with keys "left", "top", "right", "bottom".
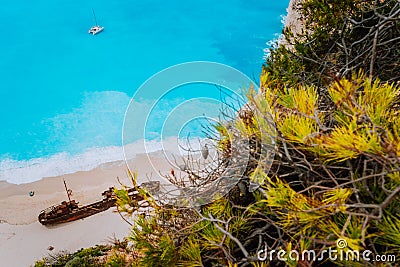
{"left": 88, "top": 8, "right": 104, "bottom": 35}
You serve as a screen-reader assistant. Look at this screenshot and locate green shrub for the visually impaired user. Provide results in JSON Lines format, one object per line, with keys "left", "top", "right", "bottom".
{"left": 33, "top": 245, "right": 110, "bottom": 267}
{"left": 264, "top": 0, "right": 400, "bottom": 88}
{"left": 104, "top": 253, "right": 127, "bottom": 267}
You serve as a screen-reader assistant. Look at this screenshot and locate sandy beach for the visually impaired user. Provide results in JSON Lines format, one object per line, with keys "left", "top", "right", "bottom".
{"left": 0, "top": 152, "right": 173, "bottom": 267}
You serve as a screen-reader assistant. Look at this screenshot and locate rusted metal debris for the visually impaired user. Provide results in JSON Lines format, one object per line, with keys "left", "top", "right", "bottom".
{"left": 38, "top": 180, "right": 159, "bottom": 226}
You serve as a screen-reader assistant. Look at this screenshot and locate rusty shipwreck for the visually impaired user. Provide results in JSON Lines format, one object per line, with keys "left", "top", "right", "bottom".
{"left": 38, "top": 180, "right": 157, "bottom": 226}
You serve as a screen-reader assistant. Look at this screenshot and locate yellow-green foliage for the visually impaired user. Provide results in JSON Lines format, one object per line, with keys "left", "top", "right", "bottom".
{"left": 122, "top": 187, "right": 258, "bottom": 266}
{"left": 376, "top": 214, "right": 400, "bottom": 250}
{"left": 129, "top": 215, "right": 177, "bottom": 267}
{"left": 177, "top": 239, "right": 202, "bottom": 267}
{"left": 264, "top": 175, "right": 352, "bottom": 234}
{"left": 260, "top": 79, "right": 321, "bottom": 145}
{"left": 387, "top": 172, "right": 400, "bottom": 186}
{"left": 104, "top": 252, "right": 127, "bottom": 267}
{"left": 253, "top": 72, "right": 399, "bottom": 265}
{"left": 264, "top": 71, "right": 400, "bottom": 162}
{"left": 329, "top": 72, "right": 399, "bottom": 125}
{"left": 116, "top": 73, "right": 400, "bottom": 267}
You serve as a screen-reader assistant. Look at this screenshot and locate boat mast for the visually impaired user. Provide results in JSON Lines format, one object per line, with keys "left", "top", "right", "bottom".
{"left": 63, "top": 179, "right": 72, "bottom": 203}
{"left": 92, "top": 8, "right": 98, "bottom": 26}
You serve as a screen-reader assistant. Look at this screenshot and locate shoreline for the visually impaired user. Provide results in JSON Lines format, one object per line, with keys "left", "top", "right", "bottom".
{"left": 0, "top": 136, "right": 199, "bottom": 185}
{"left": 0, "top": 159, "right": 126, "bottom": 225}
{"left": 0, "top": 151, "right": 173, "bottom": 266}
{"left": 0, "top": 151, "right": 175, "bottom": 225}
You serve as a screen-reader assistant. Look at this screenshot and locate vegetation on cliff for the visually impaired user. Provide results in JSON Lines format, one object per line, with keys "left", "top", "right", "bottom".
{"left": 266, "top": 0, "right": 400, "bottom": 87}
{"left": 114, "top": 75, "right": 399, "bottom": 266}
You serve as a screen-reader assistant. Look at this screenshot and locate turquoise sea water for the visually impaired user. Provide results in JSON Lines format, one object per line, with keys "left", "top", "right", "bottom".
{"left": 0, "top": 0, "right": 289, "bottom": 183}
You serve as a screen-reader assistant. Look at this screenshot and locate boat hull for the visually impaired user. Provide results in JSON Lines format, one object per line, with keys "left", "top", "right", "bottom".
{"left": 88, "top": 26, "right": 104, "bottom": 35}
{"left": 37, "top": 183, "right": 156, "bottom": 226}
{"left": 38, "top": 198, "right": 116, "bottom": 225}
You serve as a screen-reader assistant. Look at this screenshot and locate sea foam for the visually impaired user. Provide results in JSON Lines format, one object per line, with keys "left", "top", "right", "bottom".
{"left": 0, "top": 146, "right": 123, "bottom": 185}
{"left": 0, "top": 137, "right": 206, "bottom": 185}
{"left": 0, "top": 139, "right": 154, "bottom": 185}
